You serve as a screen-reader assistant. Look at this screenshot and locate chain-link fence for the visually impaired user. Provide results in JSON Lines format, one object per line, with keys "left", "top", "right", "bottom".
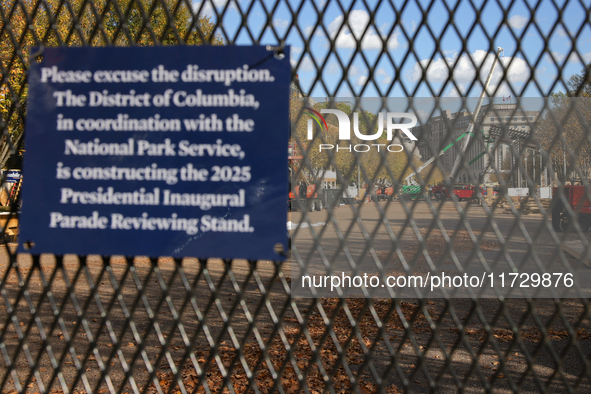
{"left": 2, "top": 0, "right": 591, "bottom": 392}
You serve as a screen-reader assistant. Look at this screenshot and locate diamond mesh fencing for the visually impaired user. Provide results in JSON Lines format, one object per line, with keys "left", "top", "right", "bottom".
{"left": 1, "top": 0, "right": 591, "bottom": 393}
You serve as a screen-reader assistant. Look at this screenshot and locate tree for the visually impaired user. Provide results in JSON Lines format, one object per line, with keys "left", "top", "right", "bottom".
{"left": 567, "top": 65, "right": 591, "bottom": 97}
{"left": 416, "top": 162, "right": 445, "bottom": 185}
{"left": 537, "top": 94, "right": 591, "bottom": 183}
{"left": 289, "top": 98, "right": 353, "bottom": 184}
{"left": 534, "top": 66, "right": 591, "bottom": 184}
{"left": 0, "top": 0, "right": 224, "bottom": 170}
{"left": 289, "top": 99, "right": 416, "bottom": 189}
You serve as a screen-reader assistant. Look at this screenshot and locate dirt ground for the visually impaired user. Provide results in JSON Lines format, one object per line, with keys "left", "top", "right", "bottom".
{"left": 1, "top": 198, "right": 590, "bottom": 393}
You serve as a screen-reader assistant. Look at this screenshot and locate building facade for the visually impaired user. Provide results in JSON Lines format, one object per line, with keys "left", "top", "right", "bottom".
{"left": 413, "top": 103, "right": 540, "bottom": 184}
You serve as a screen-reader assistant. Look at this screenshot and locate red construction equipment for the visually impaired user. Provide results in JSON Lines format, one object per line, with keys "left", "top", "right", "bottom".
{"left": 552, "top": 185, "right": 591, "bottom": 232}
{"left": 431, "top": 183, "right": 484, "bottom": 201}
{"left": 375, "top": 186, "right": 395, "bottom": 201}
{"left": 288, "top": 143, "right": 324, "bottom": 211}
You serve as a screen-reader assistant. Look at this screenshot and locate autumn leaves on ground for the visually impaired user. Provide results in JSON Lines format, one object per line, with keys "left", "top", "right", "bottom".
{"left": 150, "top": 296, "right": 591, "bottom": 394}
{"left": 2, "top": 227, "right": 589, "bottom": 394}
{"left": 149, "top": 229, "right": 591, "bottom": 393}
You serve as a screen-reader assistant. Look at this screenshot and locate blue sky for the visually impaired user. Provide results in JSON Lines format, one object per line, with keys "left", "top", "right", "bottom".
{"left": 194, "top": 0, "right": 591, "bottom": 98}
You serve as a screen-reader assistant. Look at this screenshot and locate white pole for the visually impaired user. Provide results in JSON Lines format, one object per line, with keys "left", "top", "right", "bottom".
{"left": 515, "top": 141, "right": 521, "bottom": 189}
{"left": 533, "top": 149, "right": 536, "bottom": 187}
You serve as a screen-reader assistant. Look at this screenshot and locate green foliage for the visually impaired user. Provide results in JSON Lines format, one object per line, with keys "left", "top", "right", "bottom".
{"left": 566, "top": 65, "right": 591, "bottom": 97}
{"left": 417, "top": 162, "right": 445, "bottom": 186}
{"left": 0, "top": 0, "right": 225, "bottom": 168}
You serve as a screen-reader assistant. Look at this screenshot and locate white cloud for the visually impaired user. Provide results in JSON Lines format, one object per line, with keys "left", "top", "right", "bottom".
{"left": 535, "top": 66, "right": 547, "bottom": 75}
{"left": 326, "top": 10, "right": 400, "bottom": 50}
{"left": 273, "top": 18, "right": 289, "bottom": 29}
{"left": 289, "top": 46, "right": 314, "bottom": 73}
{"left": 556, "top": 26, "right": 569, "bottom": 37}
{"left": 567, "top": 52, "right": 591, "bottom": 64}
{"left": 303, "top": 25, "right": 316, "bottom": 38}
{"left": 407, "top": 50, "right": 530, "bottom": 96}
{"left": 291, "top": 54, "right": 314, "bottom": 72}
{"left": 507, "top": 15, "right": 528, "bottom": 30}
{"left": 446, "top": 87, "right": 461, "bottom": 97}
{"left": 545, "top": 51, "right": 591, "bottom": 65}
{"left": 327, "top": 61, "right": 341, "bottom": 74}
{"left": 403, "top": 20, "right": 417, "bottom": 34}
{"left": 336, "top": 85, "right": 354, "bottom": 97}
{"left": 356, "top": 75, "right": 368, "bottom": 86}
{"left": 376, "top": 68, "right": 392, "bottom": 84}
{"left": 349, "top": 65, "right": 361, "bottom": 75}
{"left": 193, "top": 0, "right": 236, "bottom": 17}
{"left": 551, "top": 51, "right": 566, "bottom": 62}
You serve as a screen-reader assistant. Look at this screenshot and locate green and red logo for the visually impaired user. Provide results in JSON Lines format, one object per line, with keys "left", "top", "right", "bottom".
{"left": 304, "top": 107, "right": 328, "bottom": 138}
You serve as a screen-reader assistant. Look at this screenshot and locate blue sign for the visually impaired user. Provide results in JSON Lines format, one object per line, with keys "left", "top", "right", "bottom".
{"left": 19, "top": 46, "right": 290, "bottom": 260}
